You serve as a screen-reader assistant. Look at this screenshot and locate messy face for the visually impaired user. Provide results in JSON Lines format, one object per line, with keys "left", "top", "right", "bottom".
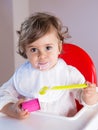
{"left": 25, "top": 30, "right": 62, "bottom": 71}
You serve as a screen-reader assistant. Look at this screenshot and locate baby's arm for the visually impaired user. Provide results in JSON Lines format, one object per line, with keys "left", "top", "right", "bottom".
{"left": 82, "top": 81, "right": 98, "bottom": 105}
{"left": 0, "top": 99, "right": 30, "bottom": 119}
{"left": 0, "top": 78, "right": 30, "bottom": 119}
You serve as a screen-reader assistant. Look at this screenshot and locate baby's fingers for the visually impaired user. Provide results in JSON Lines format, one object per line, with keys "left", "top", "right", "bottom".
{"left": 86, "top": 81, "right": 96, "bottom": 88}
{"left": 18, "top": 110, "right": 30, "bottom": 119}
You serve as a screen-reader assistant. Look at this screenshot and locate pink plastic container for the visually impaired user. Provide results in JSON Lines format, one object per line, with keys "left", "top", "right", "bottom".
{"left": 22, "top": 98, "right": 40, "bottom": 112}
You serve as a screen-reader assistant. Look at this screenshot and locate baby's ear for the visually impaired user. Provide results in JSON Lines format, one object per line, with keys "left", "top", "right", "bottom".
{"left": 58, "top": 41, "right": 62, "bottom": 54}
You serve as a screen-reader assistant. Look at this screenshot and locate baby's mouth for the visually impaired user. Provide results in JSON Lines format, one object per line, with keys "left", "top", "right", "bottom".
{"left": 38, "top": 62, "right": 50, "bottom": 70}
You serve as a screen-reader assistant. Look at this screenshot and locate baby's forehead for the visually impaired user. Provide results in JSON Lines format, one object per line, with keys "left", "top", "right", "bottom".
{"left": 25, "top": 33, "right": 60, "bottom": 49}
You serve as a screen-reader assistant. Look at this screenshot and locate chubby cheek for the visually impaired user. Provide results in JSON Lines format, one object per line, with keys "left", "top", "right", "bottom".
{"left": 50, "top": 52, "right": 59, "bottom": 63}
{"left": 26, "top": 54, "right": 37, "bottom": 68}
{"left": 53, "top": 49, "right": 61, "bottom": 58}
{"left": 31, "top": 58, "right": 39, "bottom": 68}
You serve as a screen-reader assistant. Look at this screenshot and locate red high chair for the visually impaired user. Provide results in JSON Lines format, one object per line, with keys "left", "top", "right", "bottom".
{"left": 59, "top": 43, "right": 97, "bottom": 111}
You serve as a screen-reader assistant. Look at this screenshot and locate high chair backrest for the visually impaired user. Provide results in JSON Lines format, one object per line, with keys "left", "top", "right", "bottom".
{"left": 59, "top": 43, "right": 97, "bottom": 111}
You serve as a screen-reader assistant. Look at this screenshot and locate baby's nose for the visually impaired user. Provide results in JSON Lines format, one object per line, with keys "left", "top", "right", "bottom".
{"left": 39, "top": 51, "right": 47, "bottom": 59}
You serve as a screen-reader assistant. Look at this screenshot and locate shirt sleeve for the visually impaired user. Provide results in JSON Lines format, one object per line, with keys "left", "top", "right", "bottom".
{"left": 0, "top": 77, "right": 20, "bottom": 110}
{"left": 68, "top": 65, "right": 86, "bottom": 105}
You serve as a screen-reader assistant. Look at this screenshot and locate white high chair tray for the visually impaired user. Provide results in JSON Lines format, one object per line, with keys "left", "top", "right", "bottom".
{"left": 0, "top": 104, "right": 98, "bottom": 130}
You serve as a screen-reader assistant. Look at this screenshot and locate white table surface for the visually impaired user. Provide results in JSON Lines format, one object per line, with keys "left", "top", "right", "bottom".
{"left": 0, "top": 104, "right": 98, "bottom": 130}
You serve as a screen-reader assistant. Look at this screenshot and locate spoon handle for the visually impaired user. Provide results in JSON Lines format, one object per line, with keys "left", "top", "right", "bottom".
{"left": 51, "top": 84, "right": 87, "bottom": 90}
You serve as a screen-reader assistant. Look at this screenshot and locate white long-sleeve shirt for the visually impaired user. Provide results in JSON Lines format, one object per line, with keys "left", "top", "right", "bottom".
{"left": 0, "top": 58, "right": 85, "bottom": 117}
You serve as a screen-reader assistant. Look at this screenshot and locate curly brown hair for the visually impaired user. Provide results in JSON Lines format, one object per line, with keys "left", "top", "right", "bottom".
{"left": 17, "top": 12, "right": 70, "bottom": 58}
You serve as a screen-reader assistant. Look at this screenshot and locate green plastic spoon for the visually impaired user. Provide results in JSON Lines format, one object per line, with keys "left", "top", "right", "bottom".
{"left": 39, "top": 84, "right": 87, "bottom": 95}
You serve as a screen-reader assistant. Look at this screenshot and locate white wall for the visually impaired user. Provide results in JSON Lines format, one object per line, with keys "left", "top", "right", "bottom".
{"left": 12, "top": 0, "right": 30, "bottom": 69}
{"left": 0, "top": 0, "right": 30, "bottom": 85}
{"left": 0, "top": 0, "right": 14, "bottom": 85}
{"left": 29, "top": 0, "right": 98, "bottom": 80}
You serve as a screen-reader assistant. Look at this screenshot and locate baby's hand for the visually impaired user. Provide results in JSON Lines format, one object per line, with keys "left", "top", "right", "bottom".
{"left": 10, "top": 99, "right": 30, "bottom": 119}
{"left": 82, "top": 81, "right": 98, "bottom": 105}
{"left": 1, "top": 99, "right": 30, "bottom": 119}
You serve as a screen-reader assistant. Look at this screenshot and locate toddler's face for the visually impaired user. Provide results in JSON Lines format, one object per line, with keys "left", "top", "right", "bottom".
{"left": 25, "top": 30, "right": 62, "bottom": 71}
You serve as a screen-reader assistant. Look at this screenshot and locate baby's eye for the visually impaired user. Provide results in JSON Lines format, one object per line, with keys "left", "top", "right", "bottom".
{"left": 46, "top": 46, "right": 53, "bottom": 51}
{"left": 31, "top": 48, "right": 38, "bottom": 53}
